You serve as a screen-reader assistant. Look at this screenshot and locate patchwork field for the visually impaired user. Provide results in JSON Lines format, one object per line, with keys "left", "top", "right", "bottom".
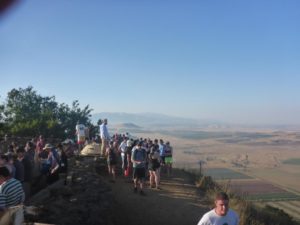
{"left": 246, "top": 166, "right": 300, "bottom": 194}
{"left": 258, "top": 201, "right": 300, "bottom": 221}
{"left": 226, "top": 180, "right": 300, "bottom": 201}
{"left": 203, "top": 168, "right": 300, "bottom": 201}
{"left": 202, "top": 168, "right": 251, "bottom": 180}
{"left": 282, "top": 158, "right": 300, "bottom": 165}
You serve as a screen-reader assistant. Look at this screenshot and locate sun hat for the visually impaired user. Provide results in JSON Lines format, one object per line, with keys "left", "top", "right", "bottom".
{"left": 43, "top": 143, "right": 53, "bottom": 150}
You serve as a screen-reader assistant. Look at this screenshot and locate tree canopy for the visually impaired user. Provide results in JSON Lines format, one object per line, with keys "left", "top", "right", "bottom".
{"left": 0, "top": 86, "right": 93, "bottom": 139}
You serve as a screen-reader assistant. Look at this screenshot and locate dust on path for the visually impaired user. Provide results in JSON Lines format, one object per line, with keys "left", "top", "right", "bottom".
{"left": 103, "top": 169, "right": 209, "bottom": 225}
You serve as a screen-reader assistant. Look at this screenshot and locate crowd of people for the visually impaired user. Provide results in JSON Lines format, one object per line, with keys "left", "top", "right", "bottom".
{"left": 76, "top": 118, "right": 174, "bottom": 195}
{"left": 104, "top": 135, "right": 174, "bottom": 196}
{"left": 0, "top": 135, "right": 76, "bottom": 212}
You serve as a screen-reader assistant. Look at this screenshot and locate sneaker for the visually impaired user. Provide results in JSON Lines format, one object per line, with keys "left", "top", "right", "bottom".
{"left": 133, "top": 187, "right": 137, "bottom": 193}
{"left": 155, "top": 187, "right": 162, "bottom": 190}
{"left": 139, "top": 190, "right": 146, "bottom": 196}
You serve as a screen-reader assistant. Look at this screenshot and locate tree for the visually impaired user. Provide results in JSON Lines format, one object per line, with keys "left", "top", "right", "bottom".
{"left": 2, "top": 86, "right": 93, "bottom": 139}
{"left": 0, "top": 99, "right": 7, "bottom": 136}
{"left": 57, "top": 100, "right": 93, "bottom": 138}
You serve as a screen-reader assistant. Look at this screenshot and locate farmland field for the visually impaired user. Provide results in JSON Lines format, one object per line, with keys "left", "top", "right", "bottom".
{"left": 202, "top": 168, "right": 251, "bottom": 180}
{"left": 282, "top": 158, "right": 300, "bottom": 165}
{"left": 258, "top": 201, "right": 300, "bottom": 221}
{"left": 224, "top": 179, "right": 300, "bottom": 200}
{"left": 246, "top": 167, "right": 300, "bottom": 194}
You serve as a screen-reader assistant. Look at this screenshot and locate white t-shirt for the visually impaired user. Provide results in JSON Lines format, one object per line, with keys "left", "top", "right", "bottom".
{"left": 197, "top": 209, "right": 239, "bottom": 225}
{"left": 119, "top": 141, "right": 127, "bottom": 155}
{"left": 76, "top": 124, "right": 86, "bottom": 138}
{"left": 99, "top": 124, "right": 110, "bottom": 139}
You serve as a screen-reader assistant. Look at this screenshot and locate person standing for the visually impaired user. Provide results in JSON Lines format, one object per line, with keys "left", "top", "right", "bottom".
{"left": 16, "top": 147, "right": 32, "bottom": 203}
{"left": 106, "top": 141, "right": 117, "bottom": 183}
{"left": 100, "top": 118, "right": 110, "bottom": 156}
{"left": 35, "top": 135, "right": 45, "bottom": 155}
{"left": 164, "top": 141, "right": 173, "bottom": 177}
{"left": 148, "top": 145, "right": 161, "bottom": 190}
{"left": 75, "top": 121, "right": 86, "bottom": 151}
{"left": 158, "top": 139, "right": 166, "bottom": 175}
{"left": 57, "top": 143, "right": 68, "bottom": 185}
{"left": 197, "top": 192, "right": 239, "bottom": 225}
{"left": 25, "top": 141, "right": 35, "bottom": 167}
{"left": 118, "top": 137, "right": 128, "bottom": 176}
{"left": 131, "top": 141, "right": 147, "bottom": 195}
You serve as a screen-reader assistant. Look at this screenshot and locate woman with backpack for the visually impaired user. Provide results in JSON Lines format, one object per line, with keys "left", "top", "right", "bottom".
{"left": 148, "top": 145, "right": 161, "bottom": 190}
{"left": 106, "top": 141, "right": 117, "bottom": 182}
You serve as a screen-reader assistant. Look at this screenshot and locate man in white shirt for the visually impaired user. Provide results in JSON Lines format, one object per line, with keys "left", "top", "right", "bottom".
{"left": 99, "top": 118, "right": 110, "bottom": 156}
{"left": 118, "top": 137, "right": 128, "bottom": 174}
{"left": 75, "top": 121, "right": 85, "bottom": 151}
{"left": 197, "top": 192, "right": 239, "bottom": 225}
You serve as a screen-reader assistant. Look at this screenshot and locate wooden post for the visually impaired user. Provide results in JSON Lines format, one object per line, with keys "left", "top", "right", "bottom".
{"left": 198, "top": 160, "right": 202, "bottom": 177}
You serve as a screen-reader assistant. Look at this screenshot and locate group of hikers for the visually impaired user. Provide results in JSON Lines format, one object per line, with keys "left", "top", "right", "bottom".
{"left": 76, "top": 118, "right": 174, "bottom": 195}
{"left": 105, "top": 135, "right": 174, "bottom": 196}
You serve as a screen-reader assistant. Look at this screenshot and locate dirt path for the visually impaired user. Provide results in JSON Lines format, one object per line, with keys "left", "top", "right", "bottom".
{"left": 103, "top": 169, "right": 209, "bottom": 225}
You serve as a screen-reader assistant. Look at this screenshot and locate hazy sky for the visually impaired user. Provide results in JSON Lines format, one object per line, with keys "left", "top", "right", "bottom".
{"left": 1, "top": 1, "right": 299, "bottom": 125}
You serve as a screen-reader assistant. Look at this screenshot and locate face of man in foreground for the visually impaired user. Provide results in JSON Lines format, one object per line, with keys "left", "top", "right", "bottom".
{"left": 215, "top": 199, "right": 229, "bottom": 216}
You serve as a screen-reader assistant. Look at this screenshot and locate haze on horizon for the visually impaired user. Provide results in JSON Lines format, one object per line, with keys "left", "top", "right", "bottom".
{"left": 1, "top": 1, "right": 299, "bottom": 126}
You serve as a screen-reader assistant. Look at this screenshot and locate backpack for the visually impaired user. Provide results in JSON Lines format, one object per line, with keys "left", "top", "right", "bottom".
{"left": 51, "top": 149, "right": 61, "bottom": 168}
{"left": 149, "top": 153, "right": 160, "bottom": 169}
{"left": 108, "top": 148, "right": 116, "bottom": 162}
{"left": 133, "top": 148, "right": 146, "bottom": 161}
{"left": 40, "top": 162, "right": 51, "bottom": 174}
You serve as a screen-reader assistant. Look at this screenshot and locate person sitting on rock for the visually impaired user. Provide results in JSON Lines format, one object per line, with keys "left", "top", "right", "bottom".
{"left": 0, "top": 166, "right": 25, "bottom": 210}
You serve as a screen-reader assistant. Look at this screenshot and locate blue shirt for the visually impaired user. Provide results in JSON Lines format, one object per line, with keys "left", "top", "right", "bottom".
{"left": 159, "top": 143, "right": 166, "bottom": 156}
{"left": 131, "top": 147, "right": 147, "bottom": 168}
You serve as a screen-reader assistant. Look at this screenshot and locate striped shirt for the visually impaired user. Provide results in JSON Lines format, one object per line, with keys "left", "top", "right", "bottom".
{"left": 0, "top": 178, "right": 24, "bottom": 208}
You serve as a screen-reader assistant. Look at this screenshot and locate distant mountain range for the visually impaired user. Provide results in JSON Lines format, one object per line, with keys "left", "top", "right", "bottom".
{"left": 90, "top": 112, "right": 300, "bottom": 132}
{"left": 91, "top": 112, "right": 224, "bottom": 128}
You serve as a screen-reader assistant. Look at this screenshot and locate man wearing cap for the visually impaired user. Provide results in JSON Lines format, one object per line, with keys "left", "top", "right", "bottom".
{"left": 131, "top": 141, "right": 147, "bottom": 195}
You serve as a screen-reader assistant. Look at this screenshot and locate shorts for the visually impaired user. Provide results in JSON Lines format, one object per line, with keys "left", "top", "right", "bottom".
{"left": 165, "top": 156, "right": 173, "bottom": 164}
{"left": 77, "top": 136, "right": 85, "bottom": 144}
{"left": 107, "top": 160, "right": 117, "bottom": 166}
{"left": 133, "top": 167, "right": 146, "bottom": 180}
